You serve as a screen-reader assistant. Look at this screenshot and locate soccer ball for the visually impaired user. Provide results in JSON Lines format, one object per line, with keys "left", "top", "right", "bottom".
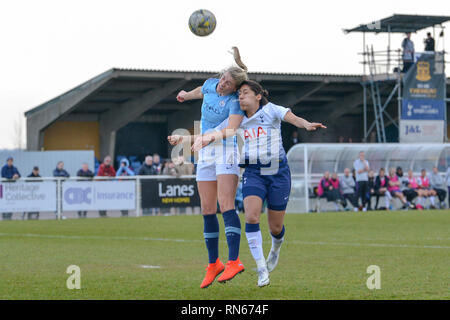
{"left": 188, "top": 9, "right": 216, "bottom": 37}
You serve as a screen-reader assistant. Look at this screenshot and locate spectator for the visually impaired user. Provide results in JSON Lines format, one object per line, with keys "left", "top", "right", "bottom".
{"left": 338, "top": 136, "right": 345, "bottom": 143}
{"left": 162, "top": 160, "right": 177, "bottom": 176}
{"left": 406, "top": 169, "right": 428, "bottom": 209}
{"left": 1, "top": 156, "right": 21, "bottom": 180}
{"left": 53, "top": 161, "right": 70, "bottom": 178}
{"left": 76, "top": 163, "right": 94, "bottom": 218}
{"left": 116, "top": 158, "right": 134, "bottom": 217}
{"left": 153, "top": 153, "right": 162, "bottom": 174}
{"left": 286, "top": 131, "right": 300, "bottom": 151}
{"left": 388, "top": 168, "right": 411, "bottom": 209}
{"left": 340, "top": 168, "right": 358, "bottom": 211}
{"left": 353, "top": 151, "right": 370, "bottom": 212}
{"left": 396, "top": 167, "right": 416, "bottom": 204}
{"left": 138, "top": 155, "right": 159, "bottom": 216}
{"left": 97, "top": 155, "right": 116, "bottom": 217}
{"left": 401, "top": 32, "right": 415, "bottom": 73}
{"left": 25, "top": 166, "right": 41, "bottom": 220}
{"left": 418, "top": 169, "right": 437, "bottom": 209}
{"left": 174, "top": 156, "right": 194, "bottom": 176}
{"left": 138, "top": 155, "right": 158, "bottom": 176}
{"left": 366, "top": 170, "right": 376, "bottom": 210}
{"left": 445, "top": 166, "right": 450, "bottom": 208}
{"left": 1, "top": 156, "right": 21, "bottom": 220}
{"left": 374, "top": 168, "right": 392, "bottom": 210}
{"left": 430, "top": 166, "right": 447, "bottom": 208}
{"left": 424, "top": 32, "right": 435, "bottom": 52}
{"left": 317, "top": 171, "right": 345, "bottom": 211}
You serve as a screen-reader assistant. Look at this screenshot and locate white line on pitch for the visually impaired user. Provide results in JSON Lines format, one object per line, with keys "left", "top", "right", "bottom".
{"left": 0, "top": 232, "right": 448, "bottom": 250}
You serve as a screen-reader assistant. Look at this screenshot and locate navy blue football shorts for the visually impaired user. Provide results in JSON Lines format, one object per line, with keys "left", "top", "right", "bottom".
{"left": 242, "top": 164, "right": 291, "bottom": 211}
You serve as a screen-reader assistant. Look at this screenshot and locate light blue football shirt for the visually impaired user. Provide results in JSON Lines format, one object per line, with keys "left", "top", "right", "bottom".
{"left": 200, "top": 78, "right": 244, "bottom": 134}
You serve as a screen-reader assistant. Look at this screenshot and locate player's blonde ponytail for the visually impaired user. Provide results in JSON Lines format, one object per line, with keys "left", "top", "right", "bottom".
{"left": 220, "top": 47, "right": 248, "bottom": 87}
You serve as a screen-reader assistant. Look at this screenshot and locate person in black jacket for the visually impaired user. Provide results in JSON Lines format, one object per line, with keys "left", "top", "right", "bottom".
{"left": 374, "top": 168, "right": 392, "bottom": 210}
{"left": 76, "top": 163, "right": 94, "bottom": 218}
{"left": 366, "top": 170, "right": 376, "bottom": 210}
{"left": 53, "top": 161, "right": 70, "bottom": 178}
{"left": 424, "top": 32, "right": 435, "bottom": 52}
{"left": 138, "top": 156, "right": 158, "bottom": 175}
{"left": 1, "top": 157, "right": 21, "bottom": 220}
{"left": 25, "top": 166, "right": 41, "bottom": 220}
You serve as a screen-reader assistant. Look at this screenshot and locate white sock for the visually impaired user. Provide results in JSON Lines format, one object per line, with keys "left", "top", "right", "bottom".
{"left": 246, "top": 230, "right": 264, "bottom": 262}
{"left": 270, "top": 234, "right": 284, "bottom": 253}
{"left": 429, "top": 196, "right": 435, "bottom": 206}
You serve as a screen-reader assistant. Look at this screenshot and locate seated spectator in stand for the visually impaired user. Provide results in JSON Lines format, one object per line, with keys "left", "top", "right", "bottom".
{"left": 406, "top": 169, "right": 426, "bottom": 210}
{"left": 25, "top": 166, "right": 41, "bottom": 220}
{"left": 397, "top": 167, "right": 416, "bottom": 205}
{"left": 388, "top": 168, "right": 411, "bottom": 209}
{"left": 430, "top": 166, "right": 447, "bottom": 208}
{"left": 53, "top": 161, "right": 70, "bottom": 178}
{"left": 97, "top": 155, "right": 116, "bottom": 217}
{"left": 138, "top": 155, "right": 158, "bottom": 175}
{"left": 116, "top": 158, "right": 134, "bottom": 217}
{"left": 366, "top": 170, "right": 377, "bottom": 210}
{"left": 418, "top": 169, "right": 437, "bottom": 209}
{"left": 445, "top": 166, "right": 450, "bottom": 209}
{"left": 76, "top": 163, "right": 94, "bottom": 218}
{"left": 374, "top": 168, "right": 392, "bottom": 210}
{"left": 1, "top": 156, "right": 21, "bottom": 220}
{"left": 152, "top": 153, "right": 162, "bottom": 175}
{"left": 317, "top": 171, "right": 345, "bottom": 211}
{"left": 340, "top": 168, "right": 358, "bottom": 211}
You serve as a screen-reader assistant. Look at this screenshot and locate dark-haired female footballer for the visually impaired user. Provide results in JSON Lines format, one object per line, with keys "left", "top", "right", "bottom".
{"left": 195, "top": 80, "right": 326, "bottom": 287}
{"left": 168, "top": 48, "right": 248, "bottom": 289}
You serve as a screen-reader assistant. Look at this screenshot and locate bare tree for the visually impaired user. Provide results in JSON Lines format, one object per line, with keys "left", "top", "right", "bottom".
{"left": 11, "top": 113, "right": 26, "bottom": 150}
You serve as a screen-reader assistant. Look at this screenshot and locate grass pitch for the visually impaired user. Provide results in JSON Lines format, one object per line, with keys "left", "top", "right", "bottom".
{"left": 0, "top": 210, "right": 449, "bottom": 300}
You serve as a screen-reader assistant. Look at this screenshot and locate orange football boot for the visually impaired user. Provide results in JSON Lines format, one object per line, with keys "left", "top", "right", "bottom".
{"left": 217, "top": 257, "right": 245, "bottom": 283}
{"left": 200, "top": 258, "right": 225, "bottom": 289}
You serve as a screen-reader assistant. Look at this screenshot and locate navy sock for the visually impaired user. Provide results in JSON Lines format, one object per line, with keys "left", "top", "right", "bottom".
{"left": 203, "top": 214, "right": 219, "bottom": 264}
{"left": 271, "top": 225, "right": 285, "bottom": 239}
{"left": 222, "top": 209, "right": 241, "bottom": 261}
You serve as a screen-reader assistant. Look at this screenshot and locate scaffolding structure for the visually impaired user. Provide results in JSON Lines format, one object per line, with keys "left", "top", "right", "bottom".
{"left": 344, "top": 14, "right": 450, "bottom": 143}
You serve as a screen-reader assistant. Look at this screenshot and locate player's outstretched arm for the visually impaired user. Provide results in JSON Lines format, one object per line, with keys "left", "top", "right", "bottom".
{"left": 176, "top": 86, "right": 203, "bottom": 102}
{"left": 191, "top": 114, "right": 243, "bottom": 152}
{"left": 283, "top": 111, "right": 326, "bottom": 131}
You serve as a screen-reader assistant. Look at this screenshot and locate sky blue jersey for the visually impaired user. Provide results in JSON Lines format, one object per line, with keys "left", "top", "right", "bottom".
{"left": 200, "top": 78, "right": 244, "bottom": 134}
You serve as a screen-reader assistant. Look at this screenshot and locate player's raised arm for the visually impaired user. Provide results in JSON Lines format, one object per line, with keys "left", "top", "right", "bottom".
{"left": 283, "top": 111, "right": 327, "bottom": 131}
{"left": 176, "top": 86, "right": 203, "bottom": 103}
{"left": 191, "top": 114, "right": 243, "bottom": 152}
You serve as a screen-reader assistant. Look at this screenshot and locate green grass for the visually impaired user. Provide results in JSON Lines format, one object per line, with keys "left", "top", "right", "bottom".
{"left": 0, "top": 210, "right": 449, "bottom": 300}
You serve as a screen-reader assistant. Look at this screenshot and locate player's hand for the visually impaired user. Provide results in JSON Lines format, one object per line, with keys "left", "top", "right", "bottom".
{"left": 305, "top": 122, "right": 327, "bottom": 131}
{"left": 191, "top": 135, "right": 215, "bottom": 152}
{"left": 176, "top": 90, "right": 187, "bottom": 103}
{"left": 167, "top": 135, "right": 183, "bottom": 146}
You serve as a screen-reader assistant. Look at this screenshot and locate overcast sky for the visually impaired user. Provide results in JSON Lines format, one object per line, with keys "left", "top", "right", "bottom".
{"left": 1, "top": 0, "right": 449, "bottom": 149}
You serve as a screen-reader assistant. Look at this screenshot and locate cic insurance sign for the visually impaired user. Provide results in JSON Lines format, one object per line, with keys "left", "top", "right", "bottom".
{"left": 62, "top": 180, "right": 136, "bottom": 211}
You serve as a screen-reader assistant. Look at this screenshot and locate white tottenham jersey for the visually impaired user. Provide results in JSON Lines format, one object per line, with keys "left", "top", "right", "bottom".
{"left": 216, "top": 102, "right": 291, "bottom": 166}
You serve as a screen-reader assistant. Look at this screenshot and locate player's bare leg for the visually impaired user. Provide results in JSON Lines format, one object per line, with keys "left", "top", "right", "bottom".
{"left": 244, "top": 195, "right": 269, "bottom": 287}
{"left": 266, "top": 209, "right": 286, "bottom": 273}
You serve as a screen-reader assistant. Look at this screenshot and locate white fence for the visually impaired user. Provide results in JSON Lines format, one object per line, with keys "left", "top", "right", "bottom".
{"left": 0, "top": 175, "right": 199, "bottom": 220}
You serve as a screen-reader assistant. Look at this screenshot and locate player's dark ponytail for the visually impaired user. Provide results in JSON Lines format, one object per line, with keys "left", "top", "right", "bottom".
{"left": 239, "top": 80, "right": 269, "bottom": 106}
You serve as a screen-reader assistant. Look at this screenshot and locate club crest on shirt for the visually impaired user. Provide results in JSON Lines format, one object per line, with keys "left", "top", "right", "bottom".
{"left": 259, "top": 114, "right": 264, "bottom": 123}
{"left": 219, "top": 100, "right": 225, "bottom": 107}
